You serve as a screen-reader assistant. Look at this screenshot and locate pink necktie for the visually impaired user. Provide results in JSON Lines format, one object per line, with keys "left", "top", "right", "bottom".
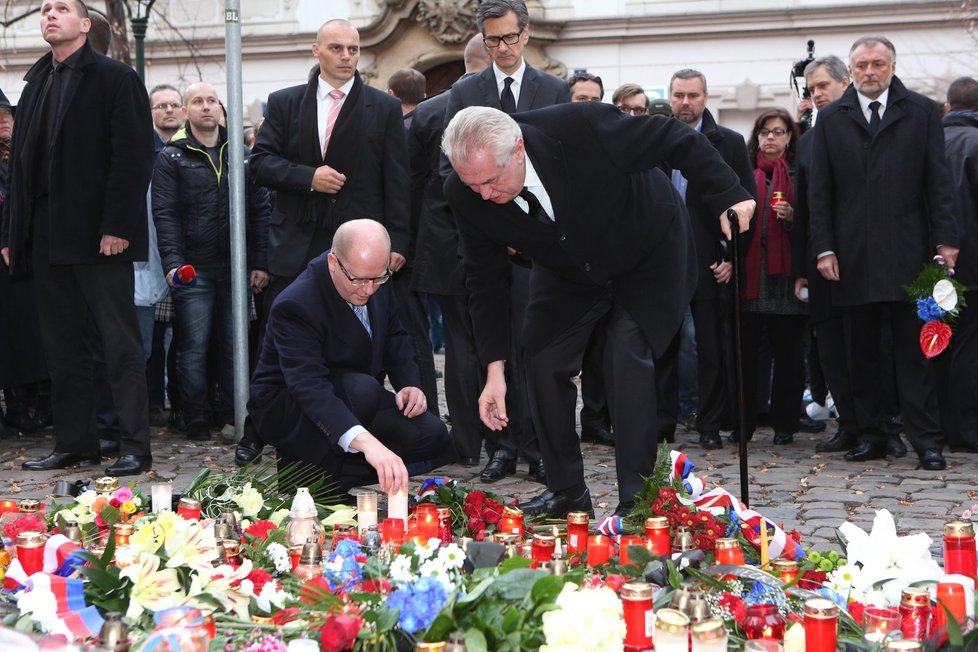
{"left": 322, "top": 89, "right": 345, "bottom": 157}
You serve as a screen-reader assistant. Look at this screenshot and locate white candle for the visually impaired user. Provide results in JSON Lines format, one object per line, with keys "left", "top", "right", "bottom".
{"left": 356, "top": 490, "right": 378, "bottom": 534}
{"left": 388, "top": 489, "right": 409, "bottom": 525}
{"left": 552, "top": 526, "right": 562, "bottom": 557}
{"left": 151, "top": 483, "right": 172, "bottom": 513}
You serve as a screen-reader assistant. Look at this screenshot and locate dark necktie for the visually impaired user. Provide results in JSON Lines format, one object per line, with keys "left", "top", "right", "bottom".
{"left": 519, "top": 187, "right": 551, "bottom": 224}
{"left": 868, "top": 100, "right": 881, "bottom": 135}
{"left": 353, "top": 303, "right": 371, "bottom": 339}
{"left": 500, "top": 77, "right": 516, "bottom": 114}
{"left": 40, "top": 62, "right": 64, "bottom": 142}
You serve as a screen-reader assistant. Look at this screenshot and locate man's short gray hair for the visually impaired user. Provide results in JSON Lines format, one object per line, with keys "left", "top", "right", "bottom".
{"left": 849, "top": 36, "right": 896, "bottom": 61}
{"left": 476, "top": 0, "right": 529, "bottom": 33}
{"left": 804, "top": 55, "right": 849, "bottom": 83}
{"left": 442, "top": 106, "right": 523, "bottom": 168}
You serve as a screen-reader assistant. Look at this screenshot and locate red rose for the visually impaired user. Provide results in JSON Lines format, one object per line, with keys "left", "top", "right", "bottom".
{"left": 320, "top": 614, "right": 362, "bottom": 652}
{"left": 483, "top": 500, "right": 502, "bottom": 524}
{"left": 467, "top": 517, "right": 486, "bottom": 535}
{"left": 462, "top": 502, "right": 481, "bottom": 519}
{"left": 473, "top": 529, "right": 486, "bottom": 541}
{"left": 718, "top": 593, "right": 747, "bottom": 624}
{"left": 244, "top": 520, "right": 278, "bottom": 541}
{"left": 465, "top": 491, "right": 485, "bottom": 509}
{"left": 301, "top": 576, "right": 333, "bottom": 604}
{"left": 848, "top": 601, "right": 866, "bottom": 625}
{"left": 603, "top": 574, "right": 626, "bottom": 593}
{"left": 273, "top": 607, "right": 301, "bottom": 625}
{"left": 798, "top": 570, "right": 827, "bottom": 591}
{"left": 361, "top": 578, "right": 392, "bottom": 594}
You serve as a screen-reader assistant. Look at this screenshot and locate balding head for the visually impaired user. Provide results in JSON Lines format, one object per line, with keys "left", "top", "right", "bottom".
{"left": 328, "top": 220, "right": 392, "bottom": 305}
{"left": 463, "top": 33, "right": 491, "bottom": 73}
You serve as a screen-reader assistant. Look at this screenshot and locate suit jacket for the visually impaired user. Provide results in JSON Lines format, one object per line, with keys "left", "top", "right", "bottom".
{"left": 249, "top": 252, "right": 419, "bottom": 452}
{"left": 943, "top": 110, "right": 978, "bottom": 291}
{"left": 793, "top": 129, "right": 833, "bottom": 322}
{"left": 444, "top": 103, "right": 751, "bottom": 364}
{"left": 1, "top": 42, "right": 153, "bottom": 275}
{"left": 409, "top": 80, "right": 467, "bottom": 295}
{"left": 808, "top": 77, "right": 959, "bottom": 306}
{"left": 666, "top": 109, "right": 755, "bottom": 301}
{"left": 249, "top": 71, "right": 410, "bottom": 278}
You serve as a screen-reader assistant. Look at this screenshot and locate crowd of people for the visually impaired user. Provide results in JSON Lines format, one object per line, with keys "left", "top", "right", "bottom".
{"left": 1, "top": 0, "right": 976, "bottom": 516}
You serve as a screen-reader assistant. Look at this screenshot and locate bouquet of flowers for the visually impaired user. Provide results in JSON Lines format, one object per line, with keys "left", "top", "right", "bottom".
{"left": 47, "top": 484, "right": 148, "bottom": 544}
{"left": 904, "top": 255, "right": 967, "bottom": 358}
{"left": 421, "top": 482, "right": 507, "bottom": 540}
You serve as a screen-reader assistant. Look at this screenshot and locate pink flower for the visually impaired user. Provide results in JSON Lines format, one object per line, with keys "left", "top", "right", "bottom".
{"left": 113, "top": 487, "right": 134, "bottom": 502}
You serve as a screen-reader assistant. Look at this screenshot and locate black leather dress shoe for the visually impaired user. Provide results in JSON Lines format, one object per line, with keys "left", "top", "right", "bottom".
{"left": 699, "top": 432, "right": 723, "bottom": 449}
{"left": 773, "top": 431, "right": 794, "bottom": 445}
{"left": 480, "top": 451, "right": 516, "bottom": 482}
{"left": 458, "top": 456, "right": 480, "bottom": 467}
{"left": 106, "top": 454, "right": 152, "bottom": 476}
{"left": 798, "top": 416, "right": 827, "bottom": 433}
{"left": 887, "top": 435, "right": 908, "bottom": 458}
{"left": 728, "top": 430, "right": 754, "bottom": 443}
{"left": 519, "top": 487, "right": 594, "bottom": 519}
{"left": 234, "top": 440, "right": 263, "bottom": 466}
{"left": 919, "top": 449, "right": 947, "bottom": 471}
{"left": 815, "top": 430, "right": 857, "bottom": 452}
{"left": 529, "top": 459, "right": 546, "bottom": 484}
{"left": 581, "top": 427, "right": 615, "bottom": 446}
{"left": 99, "top": 438, "right": 120, "bottom": 455}
{"left": 23, "top": 451, "right": 101, "bottom": 471}
{"left": 844, "top": 442, "right": 887, "bottom": 462}
{"left": 612, "top": 502, "right": 634, "bottom": 518}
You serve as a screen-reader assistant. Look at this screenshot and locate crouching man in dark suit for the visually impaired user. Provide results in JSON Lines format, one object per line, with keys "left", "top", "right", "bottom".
{"left": 248, "top": 219, "right": 451, "bottom": 494}
{"left": 442, "top": 105, "right": 755, "bottom": 518}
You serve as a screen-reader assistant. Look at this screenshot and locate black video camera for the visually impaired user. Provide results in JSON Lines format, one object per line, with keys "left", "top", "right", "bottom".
{"left": 791, "top": 40, "right": 816, "bottom": 130}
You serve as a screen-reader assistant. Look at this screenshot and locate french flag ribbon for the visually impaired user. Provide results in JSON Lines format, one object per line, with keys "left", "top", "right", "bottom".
{"left": 4, "top": 535, "right": 86, "bottom": 591}
{"left": 416, "top": 477, "right": 450, "bottom": 501}
{"left": 17, "top": 573, "right": 104, "bottom": 639}
{"left": 669, "top": 451, "right": 706, "bottom": 497}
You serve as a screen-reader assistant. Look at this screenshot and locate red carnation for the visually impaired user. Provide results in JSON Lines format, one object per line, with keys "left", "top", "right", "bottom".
{"left": 246, "top": 568, "right": 275, "bottom": 595}
{"left": 604, "top": 574, "right": 626, "bottom": 593}
{"left": 244, "top": 520, "right": 278, "bottom": 541}
{"left": 798, "top": 570, "right": 827, "bottom": 591}
{"left": 301, "top": 576, "right": 333, "bottom": 603}
{"left": 920, "top": 321, "right": 952, "bottom": 358}
{"left": 361, "top": 578, "right": 392, "bottom": 594}
{"left": 788, "top": 529, "right": 803, "bottom": 544}
{"left": 718, "top": 593, "right": 747, "bottom": 624}
{"left": 848, "top": 601, "right": 866, "bottom": 626}
{"left": 3, "top": 513, "right": 47, "bottom": 539}
{"left": 320, "top": 614, "right": 362, "bottom": 652}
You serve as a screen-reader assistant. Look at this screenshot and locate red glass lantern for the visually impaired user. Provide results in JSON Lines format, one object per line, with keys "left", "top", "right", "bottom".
{"left": 742, "top": 603, "right": 786, "bottom": 640}
{"left": 943, "top": 521, "right": 977, "bottom": 581}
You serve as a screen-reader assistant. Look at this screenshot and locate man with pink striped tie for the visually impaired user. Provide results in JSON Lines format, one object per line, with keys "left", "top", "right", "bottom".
{"left": 241, "top": 18, "right": 411, "bottom": 466}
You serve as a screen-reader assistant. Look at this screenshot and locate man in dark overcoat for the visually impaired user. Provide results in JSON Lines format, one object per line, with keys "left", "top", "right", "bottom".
{"left": 442, "top": 104, "right": 754, "bottom": 517}
{"left": 0, "top": 0, "right": 154, "bottom": 475}
{"left": 808, "top": 36, "right": 959, "bottom": 470}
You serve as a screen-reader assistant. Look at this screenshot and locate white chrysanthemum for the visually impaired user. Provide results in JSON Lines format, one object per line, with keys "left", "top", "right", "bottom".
{"left": 541, "top": 584, "right": 625, "bottom": 652}
{"left": 437, "top": 543, "right": 465, "bottom": 570}
{"left": 75, "top": 490, "right": 98, "bottom": 508}
{"left": 419, "top": 558, "right": 455, "bottom": 592}
{"left": 266, "top": 542, "right": 291, "bottom": 574}
{"left": 389, "top": 554, "right": 415, "bottom": 584}
{"left": 232, "top": 482, "right": 264, "bottom": 518}
{"left": 414, "top": 539, "right": 440, "bottom": 560}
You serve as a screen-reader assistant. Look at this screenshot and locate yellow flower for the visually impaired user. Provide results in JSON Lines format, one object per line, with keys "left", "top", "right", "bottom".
{"left": 121, "top": 500, "right": 137, "bottom": 515}
{"left": 129, "top": 521, "right": 165, "bottom": 555}
{"left": 185, "top": 558, "right": 254, "bottom": 617}
{"left": 155, "top": 510, "right": 185, "bottom": 538}
{"left": 164, "top": 520, "right": 219, "bottom": 572}
{"left": 232, "top": 482, "right": 264, "bottom": 518}
{"left": 119, "top": 553, "right": 185, "bottom": 619}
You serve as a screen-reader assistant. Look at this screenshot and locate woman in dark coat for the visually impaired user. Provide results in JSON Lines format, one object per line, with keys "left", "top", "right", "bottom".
{"left": 736, "top": 108, "right": 808, "bottom": 445}
{"left": 0, "top": 88, "right": 48, "bottom": 436}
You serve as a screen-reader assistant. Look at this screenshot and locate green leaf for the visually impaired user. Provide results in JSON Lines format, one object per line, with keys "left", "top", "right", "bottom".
{"left": 457, "top": 576, "right": 495, "bottom": 604}
{"left": 943, "top": 604, "right": 964, "bottom": 645}
{"left": 529, "top": 574, "right": 566, "bottom": 604}
{"left": 464, "top": 628, "right": 488, "bottom": 652}
{"left": 625, "top": 545, "right": 655, "bottom": 567}
{"left": 489, "top": 568, "right": 542, "bottom": 600}
{"left": 424, "top": 611, "right": 457, "bottom": 641}
{"left": 501, "top": 607, "right": 520, "bottom": 633}
{"left": 497, "top": 556, "right": 532, "bottom": 573}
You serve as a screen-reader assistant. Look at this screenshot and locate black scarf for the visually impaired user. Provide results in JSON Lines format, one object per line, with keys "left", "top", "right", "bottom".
{"left": 297, "top": 68, "right": 366, "bottom": 226}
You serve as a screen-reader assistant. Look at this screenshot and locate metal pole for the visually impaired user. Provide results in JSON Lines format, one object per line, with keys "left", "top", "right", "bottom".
{"left": 130, "top": 16, "right": 147, "bottom": 82}
{"left": 728, "top": 209, "right": 749, "bottom": 508}
{"left": 224, "top": 0, "right": 248, "bottom": 442}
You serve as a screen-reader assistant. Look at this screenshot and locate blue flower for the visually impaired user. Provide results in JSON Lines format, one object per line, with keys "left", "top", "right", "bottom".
{"left": 815, "top": 587, "right": 848, "bottom": 611}
{"left": 385, "top": 576, "right": 449, "bottom": 634}
{"left": 916, "top": 297, "right": 946, "bottom": 322}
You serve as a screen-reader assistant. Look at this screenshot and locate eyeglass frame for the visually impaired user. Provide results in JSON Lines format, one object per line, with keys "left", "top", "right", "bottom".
{"left": 483, "top": 28, "right": 523, "bottom": 48}
{"left": 759, "top": 128, "right": 788, "bottom": 137}
{"left": 152, "top": 102, "right": 183, "bottom": 111}
{"left": 333, "top": 254, "right": 392, "bottom": 287}
{"left": 617, "top": 105, "right": 648, "bottom": 116}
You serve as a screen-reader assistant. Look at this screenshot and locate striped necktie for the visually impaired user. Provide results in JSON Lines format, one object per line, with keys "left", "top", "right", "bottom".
{"left": 322, "top": 89, "right": 345, "bottom": 157}
{"left": 353, "top": 303, "right": 371, "bottom": 339}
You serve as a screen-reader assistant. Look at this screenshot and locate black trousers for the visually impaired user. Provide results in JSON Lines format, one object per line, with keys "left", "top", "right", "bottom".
{"left": 526, "top": 295, "right": 657, "bottom": 507}
{"left": 579, "top": 315, "right": 611, "bottom": 433}
{"left": 438, "top": 292, "right": 487, "bottom": 460}
{"left": 257, "top": 372, "right": 452, "bottom": 495}
{"left": 844, "top": 301, "right": 943, "bottom": 452}
{"left": 31, "top": 199, "right": 150, "bottom": 456}
{"left": 391, "top": 272, "right": 438, "bottom": 414}
{"left": 690, "top": 292, "right": 735, "bottom": 434}
{"left": 936, "top": 302, "right": 978, "bottom": 448}
{"left": 739, "top": 312, "right": 807, "bottom": 437}
{"left": 813, "top": 312, "right": 858, "bottom": 434}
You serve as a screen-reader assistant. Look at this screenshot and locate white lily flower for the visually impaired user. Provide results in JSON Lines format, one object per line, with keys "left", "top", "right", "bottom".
{"left": 933, "top": 279, "right": 958, "bottom": 311}
{"left": 837, "top": 509, "right": 944, "bottom": 606}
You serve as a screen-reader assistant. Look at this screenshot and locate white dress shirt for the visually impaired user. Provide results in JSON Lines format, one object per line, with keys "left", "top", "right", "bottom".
{"left": 514, "top": 154, "right": 555, "bottom": 221}
{"left": 493, "top": 59, "right": 527, "bottom": 109}
{"left": 317, "top": 76, "right": 356, "bottom": 155}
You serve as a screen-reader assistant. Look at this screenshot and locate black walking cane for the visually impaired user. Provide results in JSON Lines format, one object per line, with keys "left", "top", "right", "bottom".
{"left": 727, "top": 209, "right": 750, "bottom": 508}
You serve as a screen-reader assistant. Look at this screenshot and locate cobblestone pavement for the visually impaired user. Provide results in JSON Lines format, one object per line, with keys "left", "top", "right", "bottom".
{"left": 2, "top": 355, "right": 975, "bottom": 557}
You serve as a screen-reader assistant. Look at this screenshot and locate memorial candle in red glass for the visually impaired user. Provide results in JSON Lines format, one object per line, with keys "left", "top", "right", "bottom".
{"left": 621, "top": 581, "right": 653, "bottom": 651}
{"left": 566, "top": 511, "right": 588, "bottom": 554}
{"left": 531, "top": 533, "right": 555, "bottom": 564}
{"left": 944, "top": 520, "right": 977, "bottom": 581}
{"left": 645, "top": 516, "right": 670, "bottom": 555}
{"left": 618, "top": 535, "right": 643, "bottom": 566}
{"left": 899, "top": 587, "right": 932, "bottom": 641}
{"left": 587, "top": 534, "right": 612, "bottom": 566}
{"left": 742, "top": 603, "right": 786, "bottom": 640}
{"left": 804, "top": 598, "right": 838, "bottom": 652}
{"left": 177, "top": 496, "right": 201, "bottom": 521}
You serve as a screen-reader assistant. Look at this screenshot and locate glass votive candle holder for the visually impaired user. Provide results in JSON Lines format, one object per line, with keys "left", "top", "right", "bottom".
{"left": 531, "top": 533, "right": 555, "bottom": 564}
{"left": 618, "top": 535, "right": 643, "bottom": 566}
{"left": 863, "top": 606, "right": 901, "bottom": 643}
{"left": 742, "top": 603, "right": 786, "bottom": 640}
